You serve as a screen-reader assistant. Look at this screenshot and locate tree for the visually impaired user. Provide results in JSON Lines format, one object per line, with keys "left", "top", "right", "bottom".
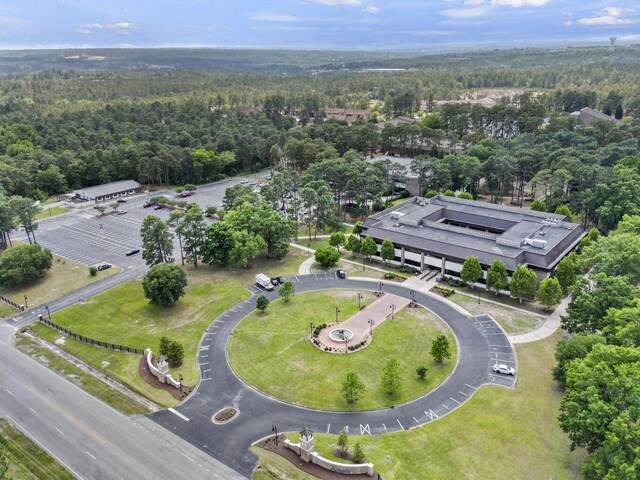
{"left": 176, "top": 206, "right": 207, "bottom": 268}
{"left": 561, "top": 274, "right": 636, "bottom": 334}
{"left": 530, "top": 199, "right": 547, "bottom": 212}
{"left": 554, "top": 205, "right": 573, "bottom": 221}
{"left": 486, "top": 258, "right": 508, "bottom": 295}
{"left": 315, "top": 246, "right": 340, "bottom": 267}
{"left": 337, "top": 428, "right": 349, "bottom": 453}
{"left": 0, "top": 243, "right": 52, "bottom": 287}
{"left": 256, "top": 294, "right": 270, "bottom": 313}
{"left": 329, "top": 231, "right": 345, "bottom": 250}
{"left": 416, "top": 365, "right": 428, "bottom": 380}
{"left": 158, "top": 336, "right": 184, "bottom": 366}
{"left": 140, "top": 216, "right": 174, "bottom": 266}
{"left": 228, "top": 230, "right": 266, "bottom": 268}
{"left": 537, "top": 277, "right": 563, "bottom": 311}
{"left": 279, "top": 280, "right": 295, "bottom": 302}
{"left": 559, "top": 344, "right": 640, "bottom": 454}
{"left": 380, "top": 239, "right": 395, "bottom": 264}
{"left": 341, "top": 372, "right": 365, "bottom": 403}
{"left": 345, "top": 235, "right": 361, "bottom": 256}
{"left": 360, "top": 237, "right": 377, "bottom": 260}
{"left": 431, "top": 334, "right": 451, "bottom": 363}
{"left": 509, "top": 264, "right": 537, "bottom": 304}
{"left": 9, "top": 196, "right": 40, "bottom": 244}
{"left": 142, "top": 264, "right": 188, "bottom": 306}
{"left": 381, "top": 358, "right": 402, "bottom": 394}
{"left": 202, "top": 221, "right": 236, "bottom": 266}
{"left": 353, "top": 443, "right": 366, "bottom": 463}
{"left": 555, "top": 256, "right": 577, "bottom": 294}
{"left": 552, "top": 333, "right": 606, "bottom": 385}
{"left": 36, "top": 164, "right": 68, "bottom": 195}
{"left": 582, "top": 411, "right": 640, "bottom": 479}
{"left": 460, "top": 256, "right": 482, "bottom": 289}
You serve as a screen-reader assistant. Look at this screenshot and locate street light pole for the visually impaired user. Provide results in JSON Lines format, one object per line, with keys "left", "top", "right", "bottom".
{"left": 358, "top": 293, "right": 363, "bottom": 310}
{"left": 310, "top": 322, "right": 314, "bottom": 337}
{"left": 24, "top": 295, "right": 28, "bottom": 309}
{"left": 45, "top": 305, "right": 52, "bottom": 322}
{"left": 378, "top": 281, "right": 383, "bottom": 296}
{"left": 272, "top": 425, "right": 278, "bottom": 446}
{"left": 345, "top": 336, "right": 348, "bottom": 354}
{"left": 368, "top": 319, "right": 375, "bottom": 336}
{"left": 390, "top": 304, "right": 395, "bottom": 320}
{"left": 335, "top": 307, "right": 340, "bottom": 323}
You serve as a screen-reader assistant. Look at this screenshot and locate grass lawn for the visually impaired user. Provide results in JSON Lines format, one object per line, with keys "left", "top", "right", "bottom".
{"left": 0, "top": 418, "right": 75, "bottom": 480}
{"left": 0, "top": 303, "right": 16, "bottom": 318}
{"left": 302, "top": 237, "right": 331, "bottom": 249}
{"left": 311, "top": 259, "right": 387, "bottom": 280}
{"left": 34, "top": 206, "right": 69, "bottom": 220}
{"left": 447, "top": 293, "right": 545, "bottom": 334}
{"left": 0, "top": 252, "right": 122, "bottom": 310}
{"left": 250, "top": 447, "right": 317, "bottom": 480}
{"left": 29, "top": 249, "right": 308, "bottom": 406}
{"left": 15, "top": 334, "right": 149, "bottom": 415}
{"left": 229, "top": 291, "right": 456, "bottom": 411}
{"left": 270, "top": 331, "right": 585, "bottom": 479}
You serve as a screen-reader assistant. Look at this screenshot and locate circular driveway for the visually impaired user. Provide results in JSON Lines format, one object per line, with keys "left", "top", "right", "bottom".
{"left": 149, "top": 273, "right": 516, "bottom": 478}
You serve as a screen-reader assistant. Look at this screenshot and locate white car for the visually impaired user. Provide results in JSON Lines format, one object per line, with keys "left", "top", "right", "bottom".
{"left": 492, "top": 363, "right": 515, "bottom": 376}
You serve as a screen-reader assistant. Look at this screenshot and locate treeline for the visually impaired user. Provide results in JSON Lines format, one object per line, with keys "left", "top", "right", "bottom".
{"left": 552, "top": 215, "right": 640, "bottom": 479}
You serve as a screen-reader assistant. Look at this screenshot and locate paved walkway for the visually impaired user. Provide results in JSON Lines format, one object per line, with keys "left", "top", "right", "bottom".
{"left": 291, "top": 242, "right": 393, "bottom": 276}
{"left": 317, "top": 293, "right": 410, "bottom": 349}
{"left": 508, "top": 294, "right": 569, "bottom": 344}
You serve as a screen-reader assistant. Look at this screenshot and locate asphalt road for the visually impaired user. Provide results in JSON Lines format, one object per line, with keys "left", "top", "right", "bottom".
{"left": 149, "top": 274, "right": 516, "bottom": 478}
{"left": 0, "top": 323, "right": 245, "bottom": 480}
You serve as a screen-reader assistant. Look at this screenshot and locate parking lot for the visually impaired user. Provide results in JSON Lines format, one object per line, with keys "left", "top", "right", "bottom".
{"left": 13, "top": 172, "right": 270, "bottom": 269}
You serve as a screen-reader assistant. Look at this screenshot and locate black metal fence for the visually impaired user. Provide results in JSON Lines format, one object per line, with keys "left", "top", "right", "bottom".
{"left": 0, "top": 295, "right": 21, "bottom": 311}
{"left": 38, "top": 316, "right": 144, "bottom": 354}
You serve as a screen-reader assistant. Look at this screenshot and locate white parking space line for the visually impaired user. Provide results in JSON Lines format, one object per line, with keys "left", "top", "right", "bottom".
{"left": 396, "top": 419, "right": 404, "bottom": 430}
{"left": 465, "top": 383, "right": 476, "bottom": 390}
{"left": 450, "top": 396, "right": 461, "bottom": 405}
{"left": 168, "top": 408, "right": 190, "bottom": 421}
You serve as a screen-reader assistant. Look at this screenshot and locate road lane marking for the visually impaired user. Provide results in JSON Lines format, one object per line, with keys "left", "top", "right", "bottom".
{"left": 413, "top": 417, "right": 418, "bottom": 424}
{"left": 425, "top": 410, "right": 439, "bottom": 420}
{"left": 450, "top": 396, "right": 461, "bottom": 405}
{"left": 177, "top": 450, "right": 194, "bottom": 462}
{"left": 5, "top": 390, "right": 13, "bottom": 396}
{"left": 168, "top": 408, "right": 190, "bottom": 422}
{"left": 382, "top": 423, "right": 387, "bottom": 431}
{"left": 459, "top": 391, "right": 467, "bottom": 396}
{"left": 396, "top": 419, "right": 404, "bottom": 430}
{"left": 56, "top": 427, "right": 65, "bottom": 435}
{"left": 465, "top": 383, "right": 476, "bottom": 390}
{"left": 327, "top": 424, "right": 330, "bottom": 433}
{"left": 360, "top": 424, "right": 370, "bottom": 435}
{"left": 29, "top": 408, "right": 38, "bottom": 415}
{"left": 442, "top": 404, "right": 450, "bottom": 410}
{"left": 86, "top": 451, "right": 96, "bottom": 460}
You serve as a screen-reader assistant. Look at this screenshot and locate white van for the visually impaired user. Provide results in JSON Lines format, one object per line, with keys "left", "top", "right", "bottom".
{"left": 255, "top": 273, "right": 274, "bottom": 291}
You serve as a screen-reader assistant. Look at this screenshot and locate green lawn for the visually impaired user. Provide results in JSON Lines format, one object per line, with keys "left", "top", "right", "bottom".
{"left": 447, "top": 293, "right": 545, "bottom": 334}
{"left": 250, "top": 447, "right": 318, "bottom": 480}
{"left": 0, "top": 303, "right": 16, "bottom": 318}
{"left": 0, "top": 251, "right": 122, "bottom": 310}
{"left": 229, "top": 291, "right": 456, "bottom": 411}
{"left": 270, "top": 332, "right": 585, "bottom": 479}
{"left": 311, "top": 259, "right": 387, "bottom": 280}
{"left": 35, "top": 206, "right": 69, "bottom": 220}
{"left": 29, "top": 250, "right": 308, "bottom": 406}
{"left": 0, "top": 418, "right": 75, "bottom": 480}
{"left": 15, "top": 334, "right": 149, "bottom": 415}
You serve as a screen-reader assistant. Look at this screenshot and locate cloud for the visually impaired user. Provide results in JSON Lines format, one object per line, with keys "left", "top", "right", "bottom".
{"left": 249, "top": 13, "right": 298, "bottom": 22}
{"left": 106, "top": 22, "right": 138, "bottom": 35}
{"left": 362, "top": 4, "right": 380, "bottom": 13}
{"left": 441, "top": 5, "right": 493, "bottom": 18}
{"left": 491, "top": 0, "right": 551, "bottom": 6}
{"left": 312, "top": 0, "right": 363, "bottom": 6}
{"left": 576, "top": 6, "right": 636, "bottom": 26}
{"left": 75, "top": 23, "right": 102, "bottom": 35}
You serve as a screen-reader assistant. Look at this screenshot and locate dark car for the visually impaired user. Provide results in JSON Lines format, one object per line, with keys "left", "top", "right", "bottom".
{"left": 96, "top": 263, "right": 111, "bottom": 271}
{"left": 337, "top": 269, "right": 346, "bottom": 279}
{"left": 153, "top": 205, "right": 163, "bottom": 210}
{"left": 276, "top": 276, "right": 285, "bottom": 284}
{"left": 270, "top": 278, "right": 279, "bottom": 286}
{"left": 125, "top": 249, "right": 140, "bottom": 256}
{"left": 117, "top": 199, "right": 127, "bottom": 203}
{"left": 143, "top": 202, "right": 153, "bottom": 208}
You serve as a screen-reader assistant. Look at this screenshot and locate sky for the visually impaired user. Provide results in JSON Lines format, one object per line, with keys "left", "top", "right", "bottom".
{"left": 0, "top": 0, "right": 639, "bottom": 50}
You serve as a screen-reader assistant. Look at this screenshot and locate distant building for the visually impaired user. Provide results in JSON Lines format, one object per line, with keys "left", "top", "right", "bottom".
{"left": 375, "top": 116, "right": 416, "bottom": 132}
{"left": 368, "top": 154, "right": 421, "bottom": 196}
{"left": 423, "top": 89, "right": 524, "bottom": 111}
{"left": 74, "top": 180, "right": 143, "bottom": 203}
{"left": 569, "top": 107, "right": 621, "bottom": 125}
{"left": 324, "top": 108, "right": 371, "bottom": 123}
{"left": 362, "top": 195, "right": 584, "bottom": 279}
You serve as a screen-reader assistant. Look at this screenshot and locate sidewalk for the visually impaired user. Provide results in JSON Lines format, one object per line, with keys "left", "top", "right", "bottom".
{"left": 291, "top": 242, "right": 396, "bottom": 277}
{"left": 508, "top": 294, "right": 570, "bottom": 344}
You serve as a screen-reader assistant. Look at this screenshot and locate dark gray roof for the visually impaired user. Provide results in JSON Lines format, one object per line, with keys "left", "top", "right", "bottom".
{"left": 74, "top": 180, "right": 142, "bottom": 198}
{"left": 362, "top": 196, "right": 585, "bottom": 271}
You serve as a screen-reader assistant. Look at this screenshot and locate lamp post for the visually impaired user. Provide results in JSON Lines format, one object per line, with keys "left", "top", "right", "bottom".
{"left": 45, "top": 305, "right": 52, "bottom": 322}
{"left": 390, "top": 304, "right": 396, "bottom": 320}
{"left": 272, "top": 425, "right": 278, "bottom": 446}
{"left": 335, "top": 307, "right": 340, "bottom": 323}
{"left": 368, "top": 319, "right": 375, "bottom": 336}
{"left": 378, "top": 281, "right": 383, "bottom": 296}
{"left": 310, "top": 322, "right": 314, "bottom": 337}
{"left": 179, "top": 374, "right": 183, "bottom": 393}
{"left": 24, "top": 295, "right": 28, "bottom": 309}
{"left": 345, "top": 336, "right": 348, "bottom": 354}
{"left": 357, "top": 293, "right": 363, "bottom": 310}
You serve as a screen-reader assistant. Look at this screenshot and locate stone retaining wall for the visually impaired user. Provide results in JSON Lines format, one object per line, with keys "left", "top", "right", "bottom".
{"left": 284, "top": 440, "right": 374, "bottom": 476}
{"left": 145, "top": 349, "right": 180, "bottom": 389}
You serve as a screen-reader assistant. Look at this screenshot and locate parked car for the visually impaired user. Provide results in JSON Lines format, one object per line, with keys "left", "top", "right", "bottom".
{"left": 154, "top": 205, "right": 163, "bottom": 210}
{"left": 337, "top": 269, "right": 346, "bottom": 279}
{"left": 270, "top": 278, "right": 279, "bottom": 286}
{"left": 125, "top": 249, "right": 140, "bottom": 256}
{"left": 117, "top": 210, "right": 127, "bottom": 215}
{"left": 240, "top": 180, "right": 249, "bottom": 184}
{"left": 180, "top": 191, "right": 192, "bottom": 198}
{"left": 117, "top": 199, "right": 127, "bottom": 203}
{"left": 96, "top": 263, "right": 111, "bottom": 271}
{"left": 276, "top": 276, "right": 285, "bottom": 284}
{"left": 143, "top": 202, "right": 153, "bottom": 208}
{"left": 492, "top": 363, "right": 515, "bottom": 376}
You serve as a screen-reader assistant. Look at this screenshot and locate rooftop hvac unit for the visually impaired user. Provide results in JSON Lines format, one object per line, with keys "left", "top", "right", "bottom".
{"left": 391, "top": 211, "right": 404, "bottom": 220}
{"left": 531, "top": 239, "right": 547, "bottom": 249}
